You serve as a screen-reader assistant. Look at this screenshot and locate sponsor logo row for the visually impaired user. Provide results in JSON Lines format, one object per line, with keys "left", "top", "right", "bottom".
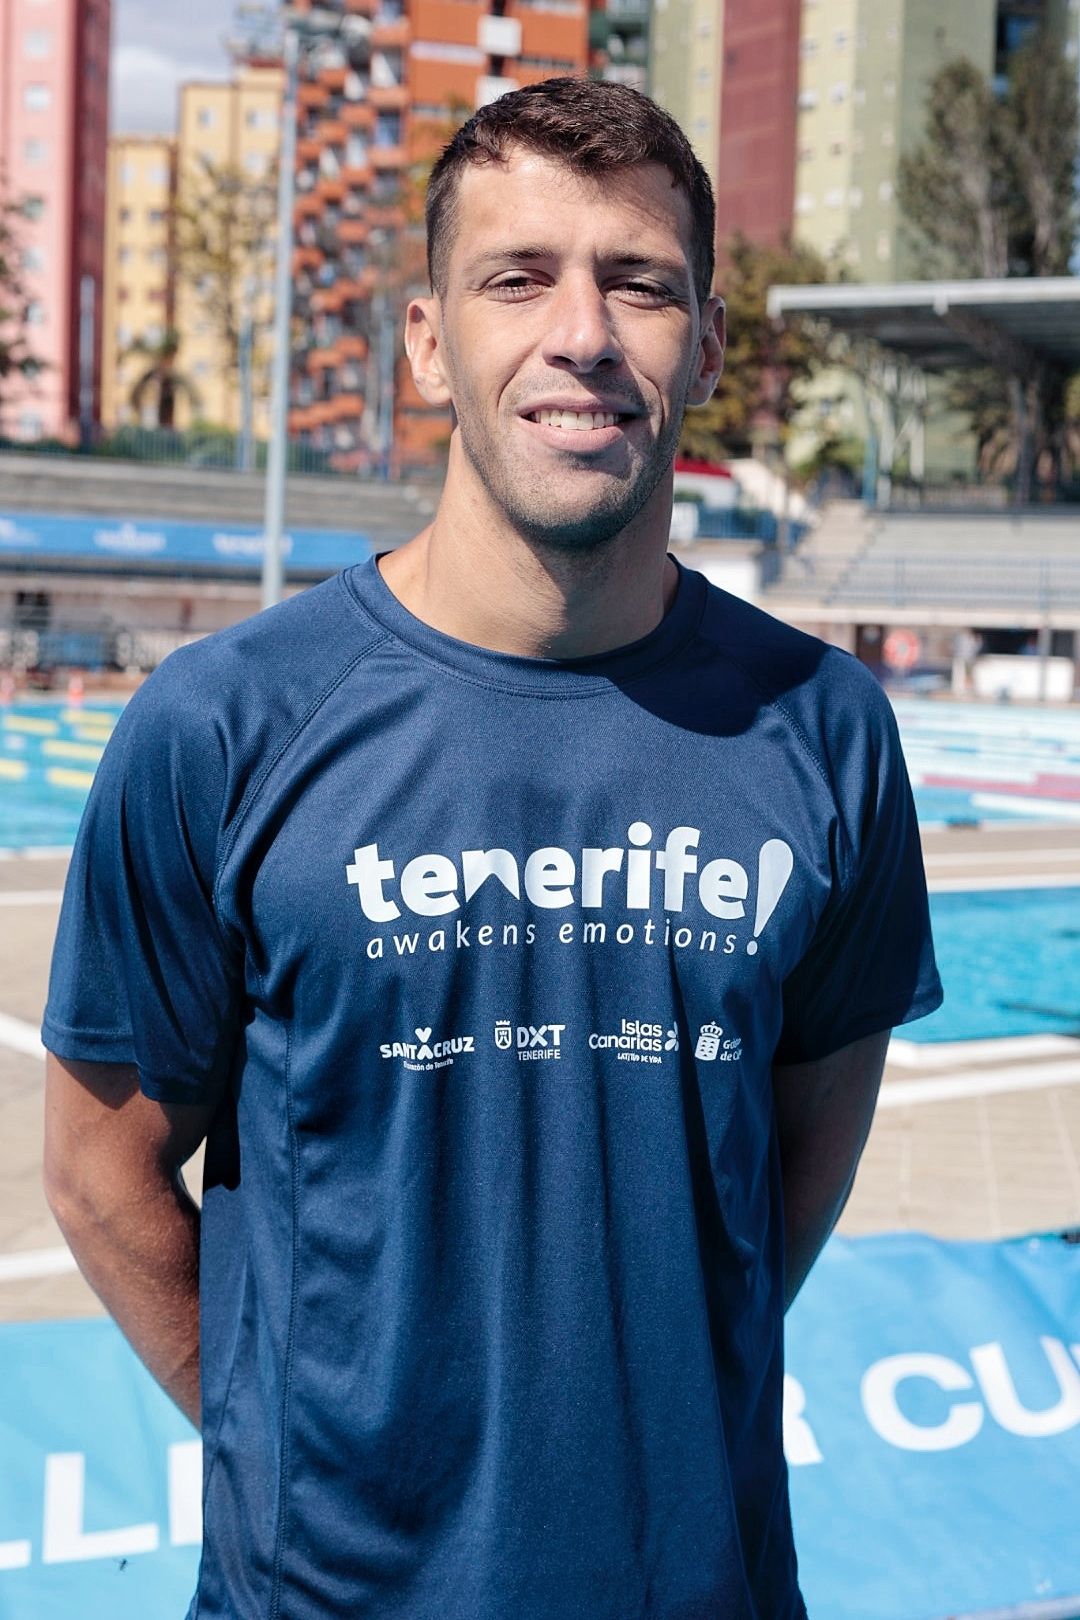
{"left": 379, "top": 1020, "right": 742, "bottom": 1072}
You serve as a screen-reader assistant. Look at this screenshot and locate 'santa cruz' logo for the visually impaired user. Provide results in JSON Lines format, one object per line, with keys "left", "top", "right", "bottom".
{"left": 380, "top": 1025, "right": 475, "bottom": 1072}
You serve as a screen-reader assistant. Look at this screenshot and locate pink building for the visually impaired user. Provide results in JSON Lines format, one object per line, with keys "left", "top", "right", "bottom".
{"left": 0, "top": 0, "right": 111, "bottom": 441}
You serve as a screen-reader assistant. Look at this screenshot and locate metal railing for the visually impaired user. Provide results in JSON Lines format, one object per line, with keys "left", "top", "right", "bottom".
{"left": 0, "top": 428, "right": 445, "bottom": 482}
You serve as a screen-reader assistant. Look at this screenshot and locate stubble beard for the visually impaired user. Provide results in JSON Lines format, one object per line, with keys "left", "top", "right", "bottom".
{"left": 454, "top": 379, "right": 691, "bottom": 556}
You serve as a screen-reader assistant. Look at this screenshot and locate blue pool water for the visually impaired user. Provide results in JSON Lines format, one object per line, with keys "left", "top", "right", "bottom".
{"left": 0, "top": 700, "right": 122, "bottom": 849}
{"left": 912, "top": 887, "right": 1080, "bottom": 1044}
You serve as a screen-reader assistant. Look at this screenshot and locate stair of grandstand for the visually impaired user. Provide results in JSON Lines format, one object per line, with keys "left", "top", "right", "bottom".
{"left": 0, "top": 453, "right": 441, "bottom": 543}
{"left": 765, "top": 503, "right": 1080, "bottom": 615}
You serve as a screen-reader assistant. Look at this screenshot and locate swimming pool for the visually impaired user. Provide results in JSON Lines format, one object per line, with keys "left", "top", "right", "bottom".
{"left": 0, "top": 700, "right": 121, "bottom": 851}
{"left": 895, "top": 698, "right": 1080, "bottom": 826}
{"left": 912, "top": 886, "right": 1080, "bottom": 1044}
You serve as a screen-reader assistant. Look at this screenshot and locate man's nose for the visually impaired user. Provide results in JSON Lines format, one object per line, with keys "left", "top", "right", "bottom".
{"left": 539, "top": 276, "right": 624, "bottom": 372}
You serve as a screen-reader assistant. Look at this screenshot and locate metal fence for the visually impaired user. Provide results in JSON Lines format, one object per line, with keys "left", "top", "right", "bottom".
{"left": 0, "top": 428, "right": 444, "bottom": 482}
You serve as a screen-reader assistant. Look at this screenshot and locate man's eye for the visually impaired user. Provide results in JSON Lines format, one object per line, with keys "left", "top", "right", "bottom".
{"left": 489, "top": 276, "right": 540, "bottom": 297}
{"left": 620, "top": 280, "right": 672, "bottom": 300}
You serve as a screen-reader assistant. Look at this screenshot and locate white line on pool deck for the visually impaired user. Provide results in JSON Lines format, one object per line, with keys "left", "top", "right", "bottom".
{"left": 878, "top": 1057, "right": 1080, "bottom": 1109}
{"left": 888, "top": 1033, "right": 1080, "bottom": 1070}
{"left": 923, "top": 846, "right": 1080, "bottom": 866}
{"left": 0, "top": 890, "right": 65, "bottom": 907}
{"left": 0, "top": 1012, "right": 44, "bottom": 1059}
{"left": 0, "top": 1246, "right": 76, "bottom": 1284}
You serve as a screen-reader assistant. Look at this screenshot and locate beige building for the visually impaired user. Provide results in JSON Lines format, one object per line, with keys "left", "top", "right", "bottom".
{"left": 650, "top": 0, "right": 724, "bottom": 180}
{"left": 173, "top": 64, "right": 284, "bottom": 435}
{"left": 100, "top": 135, "right": 176, "bottom": 429}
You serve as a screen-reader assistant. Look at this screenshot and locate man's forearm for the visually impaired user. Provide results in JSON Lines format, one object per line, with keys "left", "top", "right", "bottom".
{"left": 49, "top": 1169, "right": 202, "bottom": 1427}
{"left": 772, "top": 1029, "right": 891, "bottom": 1311}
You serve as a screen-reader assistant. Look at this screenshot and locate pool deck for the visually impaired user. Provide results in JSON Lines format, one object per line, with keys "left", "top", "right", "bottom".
{"left": 0, "top": 823, "right": 1078, "bottom": 1323}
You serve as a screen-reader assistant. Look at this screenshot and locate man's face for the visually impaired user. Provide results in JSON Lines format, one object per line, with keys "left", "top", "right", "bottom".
{"left": 409, "top": 151, "right": 724, "bottom": 552}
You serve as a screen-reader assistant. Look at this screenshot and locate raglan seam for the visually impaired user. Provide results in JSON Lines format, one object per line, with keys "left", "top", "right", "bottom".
{"left": 213, "top": 629, "right": 391, "bottom": 906}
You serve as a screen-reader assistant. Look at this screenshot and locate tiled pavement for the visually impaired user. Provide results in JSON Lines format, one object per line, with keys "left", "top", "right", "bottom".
{"left": 1, "top": 827, "right": 1078, "bottom": 1324}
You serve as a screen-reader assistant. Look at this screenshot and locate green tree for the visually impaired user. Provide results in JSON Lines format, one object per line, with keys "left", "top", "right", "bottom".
{"left": 173, "top": 154, "right": 278, "bottom": 414}
{"left": 898, "top": 31, "right": 1080, "bottom": 497}
{"left": 0, "top": 181, "right": 41, "bottom": 414}
{"left": 678, "top": 233, "right": 832, "bottom": 464}
{"left": 124, "top": 327, "right": 201, "bottom": 428}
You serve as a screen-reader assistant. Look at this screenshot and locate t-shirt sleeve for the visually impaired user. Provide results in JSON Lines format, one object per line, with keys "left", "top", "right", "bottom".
{"left": 41, "top": 653, "right": 243, "bottom": 1105}
{"left": 773, "top": 674, "right": 943, "bottom": 1065}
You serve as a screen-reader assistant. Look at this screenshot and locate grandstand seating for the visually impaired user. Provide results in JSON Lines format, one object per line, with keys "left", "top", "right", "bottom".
{"left": 766, "top": 501, "right": 1080, "bottom": 615}
{"left": 0, "top": 453, "right": 440, "bottom": 547}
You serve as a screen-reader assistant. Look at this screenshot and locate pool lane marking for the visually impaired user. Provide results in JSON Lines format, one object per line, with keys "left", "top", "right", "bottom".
{"left": 972, "top": 794, "right": 1080, "bottom": 823}
{"left": 0, "top": 1011, "right": 44, "bottom": 1058}
{"left": 0, "top": 1246, "right": 77, "bottom": 1284}
{"left": 878, "top": 1057, "right": 1080, "bottom": 1109}
{"left": 0, "top": 890, "right": 64, "bottom": 906}
{"left": 927, "top": 873, "right": 1080, "bottom": 892}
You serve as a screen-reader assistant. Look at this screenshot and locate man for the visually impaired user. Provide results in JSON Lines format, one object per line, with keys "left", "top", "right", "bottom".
{"left": 43, "top": 78, "right": 941, "bottom": 1619}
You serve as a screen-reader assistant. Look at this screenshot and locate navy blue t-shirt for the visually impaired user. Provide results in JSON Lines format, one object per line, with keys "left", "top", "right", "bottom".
{"left": 44, "top": 557, "right": 941, "bottom": 1619}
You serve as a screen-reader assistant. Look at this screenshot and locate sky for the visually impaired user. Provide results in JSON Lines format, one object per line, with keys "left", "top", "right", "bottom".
{"left": 109, "top": 0, "right": 236, "bottom": 135}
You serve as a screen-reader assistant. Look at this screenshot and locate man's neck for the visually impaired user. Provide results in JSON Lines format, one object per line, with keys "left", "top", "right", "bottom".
{"left": 378, "top": 451, "right": 678, "bottom": 661}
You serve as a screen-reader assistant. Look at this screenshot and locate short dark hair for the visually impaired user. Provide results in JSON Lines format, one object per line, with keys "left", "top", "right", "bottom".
{"left": 425, "top": 78, "right": 715, "bottom": 304}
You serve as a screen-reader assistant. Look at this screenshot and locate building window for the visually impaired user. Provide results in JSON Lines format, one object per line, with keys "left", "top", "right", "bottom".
{"left": 798, "top": 88, "right": 819, "bottom": 109}
{"left": 833, "top": 29, "right": 847, "bottom": 49}
{"left": 147, "top": 209, "right": 165, "bottom": 224}
{"left": 695, "top": 65, "right": 710, "bottom": 84}
{"left": 345, "top": 132, "right": 368, "bottom": 167}
{"left": 848, "top": 186, "right": 862, "bottom": 208}
{"left": 244, "top": 151, "right": 267, "bottom": 176}
{"left": 147, "top": 164, "right": 169, "bottom": 187}
{"left": 829, "top": 138, "right": 845, "bottom": 156}
{"left": 878, "top": 180, "right": 894, "bottom": 202}
{"left": 22, "top": 246, "right": 45, "bottom": 272}
{"left": 22, "top": 138, "right": 48, "bottom": 165}
{"left": 800, "top": 35, "right": 818, "bottom": 56}
{"left": 118, "top": 246, "right": 132, "bottom": 263}
{"left": 23, "top": 29, "right": 52, "bottom": 58}
{"left": 881, "top": 126, "right": 894, "bottom": 147}
{"left": 830, "top": 82, "right": 847, "bottom": 102}
{"left": 23, "top": 83, "right": 51, "bottom": 111}
{"left": 795, "top": 193, "right": 815, "bottom": 215}
{"left": 374, "top": 110, "right": 401, "bottom": 147}
{"left": 119, "top": 206, "right": 132, "bottom": 223}
{"left": 798, "top": 144, "right": 815, "bottom": 162}
{"left": 824, "top": 187, "right": 844, "bottom": 207}
{"left": 197, "top": 106, "right": 216, "bottom": 127}
{"left": 120, "top": 161, "right": 136, "bottom": 185}
{"left": 876, "top": 232, "right": 890, "bottom": 261}
{"left": 26, "top": 300, "right": 45, "bottom": 325}
{"left": 883, "top": 76, "right": 896, "bottom": 97}
{"left": 20, "top": 195, "right": 45, "bottom": 221}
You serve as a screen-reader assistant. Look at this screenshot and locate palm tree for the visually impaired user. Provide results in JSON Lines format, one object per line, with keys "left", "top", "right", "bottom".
{"left": 124, "top": 328, "right": 201, "bottom": 428}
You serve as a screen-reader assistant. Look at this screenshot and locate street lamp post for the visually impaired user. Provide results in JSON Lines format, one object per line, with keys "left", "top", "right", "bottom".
{"left": 261, "top": 23, "right": 300, "bottom": 612}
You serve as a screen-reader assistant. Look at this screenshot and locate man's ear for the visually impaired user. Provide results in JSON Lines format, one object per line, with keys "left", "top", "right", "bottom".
{"left": 686, "top": 294, "right": 726, "bottom": 407}
{"left": 405, "top": 295, "right": 453, "bottom": 407}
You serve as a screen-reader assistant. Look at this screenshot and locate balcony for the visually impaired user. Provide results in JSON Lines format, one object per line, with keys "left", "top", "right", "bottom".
{"left": 320, "top": 119, "right": 349, "bottom": 143}
{"left": 317, "top": 178, "right": 347, "bottom": 203}
{"left": 370, "top": 144, "right": 406, "bottom": 169}
{"left": 371, "top": 18, "right": 410, "bottom": 47}
{"left": 368, "top": 83, "right": 409, "bottom": 110}
{"left": 478, "top": 14, "right": 522, "bottom": 55}
{"left": 318, "top": 66, "right": 349, "bottom": 91}
{"left": 338, "top": 218, "right": 371, "bottom": 243}
{"left": 342, "top": 102, "right": 374, "bottom": 128}
{"left": 298, "top": 82, "right": 330, "bottom": 108}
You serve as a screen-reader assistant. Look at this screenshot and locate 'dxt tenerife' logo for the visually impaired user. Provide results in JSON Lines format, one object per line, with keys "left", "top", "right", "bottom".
{"left": 494, "top": 1021, "right": 566, "bottom": 1062}
{"left": 380, "top": 1024, "right": 475, "bottom": 1073}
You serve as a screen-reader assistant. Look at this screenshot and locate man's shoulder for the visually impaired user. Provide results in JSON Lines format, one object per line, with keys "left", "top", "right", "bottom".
{"left": 692, "top": 570, "right": 887, "bottom": 721}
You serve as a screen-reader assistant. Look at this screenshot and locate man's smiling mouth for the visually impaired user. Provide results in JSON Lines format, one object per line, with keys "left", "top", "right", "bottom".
{"left": 525, "top": 410, "right": 631, "bottom": 430}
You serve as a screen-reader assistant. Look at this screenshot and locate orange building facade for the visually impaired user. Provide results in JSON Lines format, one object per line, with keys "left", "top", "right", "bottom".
{"left": 288, "top": 0, "right": 589, "bottom": 470}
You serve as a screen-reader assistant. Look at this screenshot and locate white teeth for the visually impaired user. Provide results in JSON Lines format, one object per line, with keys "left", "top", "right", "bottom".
{"left": 532, "top": 409, "right": 620, "bottom": 430}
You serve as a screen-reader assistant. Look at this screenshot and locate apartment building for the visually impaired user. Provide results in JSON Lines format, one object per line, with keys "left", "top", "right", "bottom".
{"left": 287, "top": 0, "right": 589, "bottom": 469}
{"left": 173, "top": 64, "right": 284, "bottom": 436}
{"left": 100, "top": 136, "right": 176, "bottom": 429}
{"left": 793, "top": 0, "right": 1080, "bottom": 278}
{"left": 0, "top": 0, "right": 111, "bottom": 440}
{"left": 650, "top": 0, "right": 800, "bottom": 253}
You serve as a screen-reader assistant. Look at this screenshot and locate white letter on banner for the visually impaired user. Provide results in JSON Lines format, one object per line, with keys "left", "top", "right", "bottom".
{"left": 42, "top": 1453, "right": 159, "bottom": 1563}
{"left": 861, "top": 1354, "right": 984, "bottom": 1452}
{"left": 168, "top": 1441, "right": 203, "bottom": 1546}
{"left": 971, "top": 1338, "right": 1080, "bottom": 1439}
{"left": 0, "top": 1540, "right": 31, "bottom": 1571}
{"left": 782, "top": 1376, "right": 823, "bottom": 1466}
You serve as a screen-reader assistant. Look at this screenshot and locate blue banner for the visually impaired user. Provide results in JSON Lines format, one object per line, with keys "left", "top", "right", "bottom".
{"left": 0, "top": 510, "right": 374, "bottom": 576}
{"left": 0, "top": 1233, "right": 1077, "bottom": 1618}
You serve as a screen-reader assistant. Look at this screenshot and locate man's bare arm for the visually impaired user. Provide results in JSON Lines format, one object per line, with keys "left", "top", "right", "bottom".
{"left": 772, "top": 1029, "right": 890, "bottom": 1311}
{"left": 43, "top": 1054, "right": 217, "bottom": 1429}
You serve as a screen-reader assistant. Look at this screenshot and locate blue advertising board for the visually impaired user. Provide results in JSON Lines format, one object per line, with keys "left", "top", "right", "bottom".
{"left": 0, "top": 1232, "right": 1077, "bottom": 1618}
{"left": 0, "top": 510, "right": 375, "bottom": 576}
